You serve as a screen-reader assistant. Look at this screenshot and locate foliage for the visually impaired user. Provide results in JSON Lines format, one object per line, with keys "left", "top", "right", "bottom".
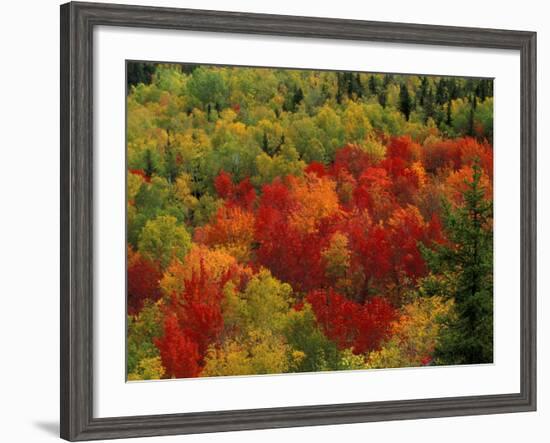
{"left": 366, "top": 296, "right": 454, "bottom": 368}
{"left": 138, "top": 215, "right": 192, "bottom": 269}
{"left": 421, "top": 163, "right": 493, "bottom": 364}
{"left": 127, "top": 301, "right": 164, "bottom": 376}
{"left": 126, "top": 63, "right": 494, "bottom": 380}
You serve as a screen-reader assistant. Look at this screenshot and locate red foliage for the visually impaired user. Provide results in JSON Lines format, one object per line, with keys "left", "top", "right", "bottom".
{"left": 306, "top": 289, "right": 396, "bottom": 354}
{"left": 214, "top": 170, "right": 257, "bottom": 210}
{"left": 154, "top": 315, "right": 201, "bottom": 378}
{"left": 127, "top": 254, "right": 161, "bottom": 316}
{"left": 386, "top": 136, "right": 420, "bottom": 164}
{"left": 129, "top": 168, "right": 151, "bottom": 183}
{"left": 351, "top": 221, "right": 392, "bottom": 291}
{"left": 458, "top": 137, "right": 494, "bottom": 178}
{"left": 214, "top": 170, "right": 233, "bottom": 199}
{"left": 386, "top": 206, "right": 430, "bottom": 284}
{"left": 353, "top": 167, "right": 394, "bottom": 220}
{"left": 155, "top": 260, "right": 230, "bottom": 377}
{"left": 421, "top": 139, "right": 462, "bottom": 173}
{"left": 305, "top": 161, "right": 327, "bottom": 177}
{"left": 331, "top": 144, "right": 375, "bottom": 179}
{"left": 255, "top": 178, "right": 334, "bottom": 292}
{"left": 171, "top": 262, "right": 226, "bottom": 358}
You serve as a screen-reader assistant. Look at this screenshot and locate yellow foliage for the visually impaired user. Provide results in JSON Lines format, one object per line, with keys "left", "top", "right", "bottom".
{"left": 160, "top": 244, "right": 237, "bottom": 296}
{"left": 446, "top": 165, "right": 492, "bottom": 206}
{"left": 127, "top": 172, "right": 144, "bottom": 203}
{"left": 321, "top": 232, "right": 354, "bottom": 294}
{"left": 195, "top": 206, "right": 256, "bottom": 262}
{"left": 410, "top": 161, "right": 427, "bottom": 188}
{"left": 361, "top": 135, "right": 387, "bottom": 163}
{"left": 288, "top": 174, "right": 341, "bottom": 234}
{"left": 343, "top": 101, "right": 373, "bottom": 144}
{"left": 173, "top": 173, "right": 198, "bottom": 209}
{"left": 202, "top": 329, "right": 290, "bottom": 377}
{"left": 366, "top": 296, "right": 454, "bottom": 369}
{"left": 128, "top": 356, "right": 165, "bottom": 381}
{"left": 237, "top": 269, "right": 294, "bottom": 334}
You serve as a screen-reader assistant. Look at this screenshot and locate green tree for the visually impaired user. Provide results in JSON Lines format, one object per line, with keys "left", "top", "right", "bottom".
{"left": 186, "top": 67, "right": 227, "bottom": 120}
{"left": 283, "top": 304, "right": 344, "bottom": 372}
{"left": 399, "top": 83, "right": 412, "bottom": 121}
{"left": 127, "top": 301, "right": 164, "bottom": 376}
{"left": 138, "top": 215, "right": 192, "bottom": 268}
{"left": 127, "top": 62, "right": 156, "bottom": 90}
{"left": 422, "top": 163, "right": 493, "bottom": 365}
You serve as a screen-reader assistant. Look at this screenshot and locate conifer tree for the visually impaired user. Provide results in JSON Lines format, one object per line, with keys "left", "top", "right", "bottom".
{"left": 399, "top": 84, "right": 412, "bottom": 121}
{"left": 422, "top": 163, "right": 493, "bottom": 364}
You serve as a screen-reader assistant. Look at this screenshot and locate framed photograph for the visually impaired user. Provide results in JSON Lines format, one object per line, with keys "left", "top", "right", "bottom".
{"left": 60, "top": 1, "right": 536, "bottom": 441}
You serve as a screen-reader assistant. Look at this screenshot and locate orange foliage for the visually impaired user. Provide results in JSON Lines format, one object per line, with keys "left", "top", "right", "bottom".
{"left": 194, "top": 205, "right": 256, "bottom": 262}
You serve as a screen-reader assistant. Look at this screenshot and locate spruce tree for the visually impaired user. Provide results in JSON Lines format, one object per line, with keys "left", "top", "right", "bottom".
{"left": 399, "top": 84, "right": 412, "bottom": 121}
{"left": 143, "top": 149, "right": 156, "bottom": 179}
{"left": 467, "top": 95, "right": 477, "bottom": 137}
{"left": 422, "top": 163, "right": 493, "bottom": 365}
{"left": 368, "top": 75, "right": 378, "bottom": 95}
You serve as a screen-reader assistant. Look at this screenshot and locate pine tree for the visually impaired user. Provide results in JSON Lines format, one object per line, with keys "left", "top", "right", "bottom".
{"left": 446, "top": 99, "right": 452, "bottom": 126}
{"left": 435, "top": 78, "right": 448, "bottom": 105}
{"left": 399, "top": 84, "right": 412, "bottom": 121}
{"left": 422, "top": 162, "right": 493, "bottom": 365}
{"left": 468, "top": 95, "right": 477, "bottom": 137}
{"left": 262, "top": 131, "right": 269, "bottom": 153}
{"left": 164, "top": 147, "right": 179, "bottom": 183}
{"left": 292, "top": 87, "right": 304, "bottom": 110}
{"left": 418, "top": 76, "right": 429, "bottom": 107}
{"left": 423, "top": 86, "right": 435, "bottom": 123}
{"left": 143, "top": 149, "right": 156, "bottom": 178}
{"left": 368, "top": 75, "right": 378, "bottom": 95}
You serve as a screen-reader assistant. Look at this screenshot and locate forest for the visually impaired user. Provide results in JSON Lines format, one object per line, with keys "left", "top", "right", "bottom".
{"left": 126, "top": 62, "right": 493, "bottom": 380}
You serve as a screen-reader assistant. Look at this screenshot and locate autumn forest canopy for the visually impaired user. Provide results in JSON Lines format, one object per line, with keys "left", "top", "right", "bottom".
{"left": 126, "top": 62, "right": 494, "bottom": 380}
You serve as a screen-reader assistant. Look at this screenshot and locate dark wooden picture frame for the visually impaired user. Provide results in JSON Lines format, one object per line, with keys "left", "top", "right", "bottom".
{"left": 60, "top": 1, "right": 536, "bottom": 441}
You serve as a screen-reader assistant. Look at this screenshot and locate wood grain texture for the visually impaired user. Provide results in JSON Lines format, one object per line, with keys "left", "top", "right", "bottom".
{"left": 60, "top": 2, "right": 537, "bottom": 441}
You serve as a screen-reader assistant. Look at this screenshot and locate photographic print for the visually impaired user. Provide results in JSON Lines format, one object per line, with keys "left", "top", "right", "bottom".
{"left": 126, "top": 62, "right": 494, "bottom": 381}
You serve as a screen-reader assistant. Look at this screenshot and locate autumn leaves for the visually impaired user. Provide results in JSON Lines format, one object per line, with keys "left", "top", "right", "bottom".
{"left": 126, "top": 65, "right": 493, "bottom": 380}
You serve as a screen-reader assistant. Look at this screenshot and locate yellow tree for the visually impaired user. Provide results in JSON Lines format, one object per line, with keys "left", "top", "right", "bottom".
{"left": 366, "top": 296, "right": 454, "bottom": 369}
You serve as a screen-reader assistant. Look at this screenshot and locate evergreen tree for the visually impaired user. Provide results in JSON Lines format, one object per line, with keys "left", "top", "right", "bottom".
{"left": 292, "top": 87, "right": 304, "bottom": 111}
{"left": 423, "top": 86, "right": 435, "bottom": 123}
{"left": 422, "top": 163, "right": 493, "bottom": 365}
{"left": 352, "top": 73, "right": 363, "bottom": 98}
{"left": 446, "top": 100, "right": 452, "bottom": 126}
{"left": 262, "top": 131, "right": 269, "bottom": 153}
{"left": 335, "top": 72, "right": 343, "bottom": 104}
{"left": 378, "top": 90, "right": 387, "bottom": 108}
{"left": 399, "top": 84, "right": 412, "bottom": 121}
{"left": 143, "top": 149, "right": 157, "bottom": 178}
{"left": 368, "top": 75, "right": 379, "bottom": 95}
{"left": 418, "top": 76, "right": 429, "bottom": 107}
{"left": 435, "top": 79, "right": 447, "bottom": 105}
{"left": 468, "top": 95, "right": 477, "bottom": 137}
{"left": 164, "top": 147, "right": 179, "bottom": 183}
{"left": 127, "top": 62, "right": 156, "bottom": 90}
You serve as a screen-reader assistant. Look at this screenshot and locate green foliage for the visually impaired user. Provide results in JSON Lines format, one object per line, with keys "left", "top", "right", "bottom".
{"left": 366, "top": 296, "right": 454, "bottom": 369}
{"left": 399, "top": 83, "right": 413, "bottom": 121}
{"left": 421, "top": 163, "right": 493, "bottom": 364}
{"left": 202, "top": 329, "right": 290, "bottom": 376}
{"left": 138, "top": 215, "right": 192, "bottom": 268}
{"left": 126, "top": 62, "right": 494, "bottom": 380}
{"left": 127, "top": 62, "right": 156, "bottom": 90}
{"left": 186, "top": 66, "right": 228, "bottom": 116}
{"left": 283, "top": 304, "right": 344, "bottom": 372}
{"left": 127, "top": 302, "right": 164, "bottom": 376}
{"left": 236, "top": 270, "right": 294, "bottom": 334}
{"left": 128, "top": 357, "right": 165, "bottom": 381}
